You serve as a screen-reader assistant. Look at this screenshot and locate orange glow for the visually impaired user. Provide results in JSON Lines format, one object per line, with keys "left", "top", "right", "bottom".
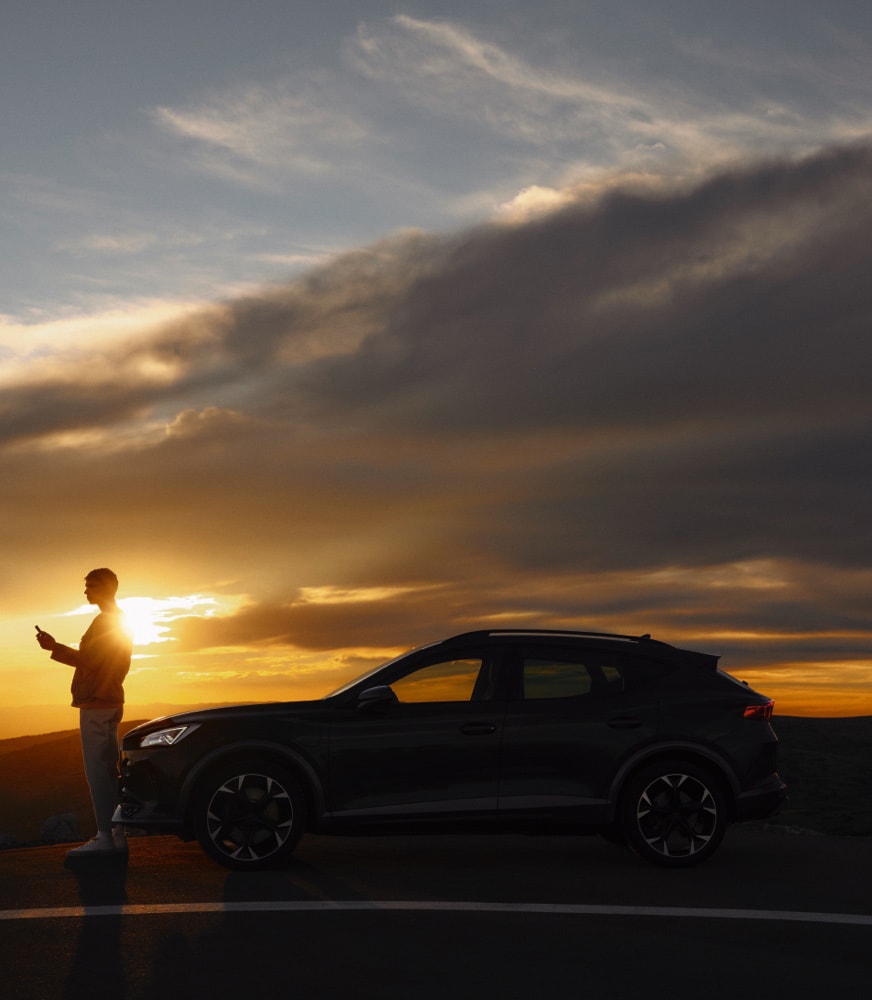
{"left": 4, "top": 578, "right": 871, "bottom": 741}
{"left": 391, "top": 659, "right": 482, "bottom": 702}
{"left": 117, "top": 595, "right": 222, "bottom": 648}
{"left": 740, "top": 661, "right": 872, "bottom": 718}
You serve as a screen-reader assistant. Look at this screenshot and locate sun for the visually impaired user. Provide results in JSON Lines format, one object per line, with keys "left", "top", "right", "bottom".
{"left": 116, "top": 593, "right": 222, "bottom": 648}
{"left": 118, "top": 597, "right": 173, "bottom": 646}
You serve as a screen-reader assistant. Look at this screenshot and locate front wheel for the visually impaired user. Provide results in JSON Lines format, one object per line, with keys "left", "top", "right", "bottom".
{"left": 620, "top": 760, "right": 727, "bottom": 868}
{"left": 193, "top": 760, "right": 307, "bottom": 870}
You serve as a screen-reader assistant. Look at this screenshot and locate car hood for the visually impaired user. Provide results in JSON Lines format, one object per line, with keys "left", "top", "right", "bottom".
{"left": 126, "top": 698, "right": 330, "bottom": 736}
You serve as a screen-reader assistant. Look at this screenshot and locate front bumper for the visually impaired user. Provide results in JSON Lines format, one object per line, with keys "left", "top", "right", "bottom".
{"left": 112, "top": 751, "right": 188, "bottom": 836}
{"left": 112, "top": 797, "right": 186, "bottom": 836}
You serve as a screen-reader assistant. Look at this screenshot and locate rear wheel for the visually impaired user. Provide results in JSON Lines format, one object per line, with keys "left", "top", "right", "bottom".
{"left": 621, "top": 760, "right": 727, "bottom": 868}
{"left": 193, "top": 760, "right": 306, "bottom": 871}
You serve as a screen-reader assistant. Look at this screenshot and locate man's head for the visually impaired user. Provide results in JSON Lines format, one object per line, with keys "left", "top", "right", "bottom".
{"left": 84, "top": 568, "right": 119, "bottom": 606}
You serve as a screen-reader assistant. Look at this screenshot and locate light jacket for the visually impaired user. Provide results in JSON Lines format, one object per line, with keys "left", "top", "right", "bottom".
{"left": 51, "top": 610, "right": 132, "bottom": 708}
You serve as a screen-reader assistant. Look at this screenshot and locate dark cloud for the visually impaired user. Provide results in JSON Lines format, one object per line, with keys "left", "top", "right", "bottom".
{"left": 170, "top": 588, "right": 459, "bottom": 653}
{"left": 287, "top": 142, "right": 872, "bottom": 435}
{"left": 4, "top": 141, "right": 872, "bottom": 673}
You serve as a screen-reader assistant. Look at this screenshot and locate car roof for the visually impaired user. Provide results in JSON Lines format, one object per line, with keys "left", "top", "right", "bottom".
{"left": 445, "top": 628, "right": 656, "bottom": 646}
{"left": 439, "top": 629, "right": 717, "bottom": 666}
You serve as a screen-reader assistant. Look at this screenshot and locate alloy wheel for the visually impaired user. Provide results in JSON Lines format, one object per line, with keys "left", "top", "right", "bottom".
{"left": 635, "top": 771, "right": 719, "bottom": 860}
{"left": 205, "top": 770, "right": 296, "bottom": 864}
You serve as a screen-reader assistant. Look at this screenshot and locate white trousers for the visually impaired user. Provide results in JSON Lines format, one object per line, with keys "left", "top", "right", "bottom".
{"left": 79, "top": 706, "right": 123, "bottom": 833}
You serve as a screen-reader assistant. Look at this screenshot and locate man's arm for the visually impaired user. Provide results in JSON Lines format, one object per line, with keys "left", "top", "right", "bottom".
{"left": 50, "top": 643, "right": 83, "bottom": 668}
{"left": 36, "top": 628, "right": 82, "bottom": 667}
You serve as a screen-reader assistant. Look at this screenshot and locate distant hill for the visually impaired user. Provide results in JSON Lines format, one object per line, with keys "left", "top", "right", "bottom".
{"left": 0, "top": 702, "right": 243, "bottom": 741}
{"left": 0, "top": 721, "right": 147, "bottom": 845}
{"left": 767, "top": 716, "right": 872, "bottom": 836}
{"left": 0, "top": 715, "right": 870, "bottom": 847}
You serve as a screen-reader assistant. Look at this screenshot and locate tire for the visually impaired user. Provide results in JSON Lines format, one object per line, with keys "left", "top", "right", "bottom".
{"left": 620, "top": 760, "right": 727, "bottom": 868}
{"left": 193, "top": 760, "right": 307, "bottom": 871}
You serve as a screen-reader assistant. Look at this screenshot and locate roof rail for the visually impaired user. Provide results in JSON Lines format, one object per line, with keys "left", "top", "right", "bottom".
{"left": 447, "top": 628, "right": 658, "bottom": 645}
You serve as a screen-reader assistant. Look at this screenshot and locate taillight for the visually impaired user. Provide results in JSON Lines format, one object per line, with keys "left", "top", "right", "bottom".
{"left": 744, "top": 700, "right": 774, "bottom": 720}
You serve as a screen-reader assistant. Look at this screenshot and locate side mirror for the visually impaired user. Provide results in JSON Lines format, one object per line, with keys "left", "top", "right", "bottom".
{"left": 357, "top": 685, "right": 398, "bottom": 712}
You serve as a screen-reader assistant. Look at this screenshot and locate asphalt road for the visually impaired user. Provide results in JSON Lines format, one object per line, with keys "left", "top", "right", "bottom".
{"left": 1, "top": 827, "right": 870, "bottom": 999}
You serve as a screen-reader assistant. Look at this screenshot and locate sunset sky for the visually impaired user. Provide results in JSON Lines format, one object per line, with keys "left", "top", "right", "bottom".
{"left": 3, "top": 1, "right": 872, "bottom": 738}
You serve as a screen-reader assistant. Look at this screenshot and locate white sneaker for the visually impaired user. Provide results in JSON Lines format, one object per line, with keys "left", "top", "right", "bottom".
{"left": 66, "top": 832, "right": 126, "bottom": 857}
{"left": 66, "top": 836, "right": 115, "bottom": 857}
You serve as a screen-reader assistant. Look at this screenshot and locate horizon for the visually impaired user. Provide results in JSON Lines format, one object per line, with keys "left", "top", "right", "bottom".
{"left": 4, "top": 701, "right": 872, "bottom": 745}
{"left": 3, "top": 647, "right": 871, "bottom": 742}
{"left": 4, "top": 3, "right": 872, "bottom": 726}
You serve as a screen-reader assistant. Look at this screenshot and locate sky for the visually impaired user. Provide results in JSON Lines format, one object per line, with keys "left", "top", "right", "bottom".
{"left": 3, "top": 1, "right": 872, "bottom": 737}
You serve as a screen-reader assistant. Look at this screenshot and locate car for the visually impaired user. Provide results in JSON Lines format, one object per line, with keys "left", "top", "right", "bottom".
{"left": 114, "top": 628, "right": 786, "bottom": 870}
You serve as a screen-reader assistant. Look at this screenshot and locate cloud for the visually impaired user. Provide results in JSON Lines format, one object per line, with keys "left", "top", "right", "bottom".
{"left": 4, "top": 142, "right": 872, "bottom": 677}
{"left": 146, "top": 14, "right": 872, "bottom": 206}
{"left": 162, "top": 557, "right": 872, "bottom": 678}
{"left": 151, "top": 75, "right": 368, "bottom": 187}
{"left": 346, "top": 15, "right": 872, "bottom": 170}
{"left": 350, "top": 14, "right": 636, "bottom": 112}
{"left": 56, "top": 232, "right": 158, "bottom": 256}
{"left": 496, "top": 185, "right": 579, "bottom": 221}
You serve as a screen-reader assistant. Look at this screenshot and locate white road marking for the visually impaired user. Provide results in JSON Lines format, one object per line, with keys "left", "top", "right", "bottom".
{"left": 1, "top": 900, "right": 871, "bottom": 925}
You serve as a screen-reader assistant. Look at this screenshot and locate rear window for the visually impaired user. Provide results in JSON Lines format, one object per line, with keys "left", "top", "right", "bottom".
{"left": 523, "top": 658, "right": 597, "bottom": 699}
{"left": 519, "top": 647, "right": 674, "bottom": 700}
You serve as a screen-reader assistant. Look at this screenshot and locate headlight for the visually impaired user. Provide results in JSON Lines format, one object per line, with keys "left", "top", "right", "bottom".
{"left": 139, "top": 724, "right": 198, "bottom": 748}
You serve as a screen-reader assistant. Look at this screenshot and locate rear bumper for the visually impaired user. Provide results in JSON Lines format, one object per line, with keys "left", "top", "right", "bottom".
{"left": 734, "top": 772, "right": 787, "bottom": 821}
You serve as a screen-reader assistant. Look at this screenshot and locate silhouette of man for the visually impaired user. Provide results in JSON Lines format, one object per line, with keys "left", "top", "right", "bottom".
{"left": 36, "top": 568, "right": 132, "bottom": 856}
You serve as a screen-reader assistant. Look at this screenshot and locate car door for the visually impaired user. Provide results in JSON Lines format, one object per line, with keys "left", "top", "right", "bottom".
{"left": 326, "top": 645, "right": 504, "bottom": 820}
{"left": 497, "top": 643, "right": 663, "bottom": 823}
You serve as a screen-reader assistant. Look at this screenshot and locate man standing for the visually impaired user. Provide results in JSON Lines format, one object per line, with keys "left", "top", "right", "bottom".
{"left": 36, "top": 568, "right": 132, "bottom": 856}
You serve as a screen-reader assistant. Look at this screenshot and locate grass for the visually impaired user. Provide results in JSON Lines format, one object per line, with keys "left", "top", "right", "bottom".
{"left": 761, "top": 716, "right": 872, "bottom": 836}
{"left": 0, "top": 716, "right": 869, "bottom": 846}
{"left": 0, "top": 721, "right": 146, "bottom": 845}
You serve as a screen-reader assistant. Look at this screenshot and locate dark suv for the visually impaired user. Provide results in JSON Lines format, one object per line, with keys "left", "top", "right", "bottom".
{"left": 114, "top": 629, "right": 785, "bottom": 869}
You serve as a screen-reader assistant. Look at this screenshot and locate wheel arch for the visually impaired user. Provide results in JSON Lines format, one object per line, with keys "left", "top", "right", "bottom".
{"left": 608, "top": 742, "right": 740, "bottom": 822}
{"left": 178, "top": 741, "right": 326, "bottom": 838}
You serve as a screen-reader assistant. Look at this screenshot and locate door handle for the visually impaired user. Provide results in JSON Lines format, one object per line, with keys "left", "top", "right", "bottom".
{"left": 608, "top": 717, "right": 642, "bottom": 729}
{"left": 461, "top": 723, "right": 497, "bottom": 736}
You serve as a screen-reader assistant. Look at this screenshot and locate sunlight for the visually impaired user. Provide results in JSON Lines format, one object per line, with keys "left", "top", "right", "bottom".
{"left": 118, "top": 595, "right": 220, "bottom": 647}
{"left": 117, "top": 598, "right": 174, "bottom": 646}
{"left": 63, "top": 594, "right": 221, "bottom": 648}
{"left": 297, "top": 584, "right": 424, "bottom": 604}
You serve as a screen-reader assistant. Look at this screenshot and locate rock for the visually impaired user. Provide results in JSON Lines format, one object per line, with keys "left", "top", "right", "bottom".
{"left": 40, "top": 813, "right": 82, "bottom": 844}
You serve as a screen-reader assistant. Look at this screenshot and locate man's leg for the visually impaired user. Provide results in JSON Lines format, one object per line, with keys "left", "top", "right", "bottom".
{"left": 77, "top": 706, "right": 124, "bottom": 842}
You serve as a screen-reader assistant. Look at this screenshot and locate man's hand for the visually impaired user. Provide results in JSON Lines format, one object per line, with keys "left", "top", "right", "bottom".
{"left": 35, "top": 627, "right": 56, "bottom": 651}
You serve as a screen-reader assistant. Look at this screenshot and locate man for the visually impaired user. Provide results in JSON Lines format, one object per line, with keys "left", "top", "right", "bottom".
{"left": 36, "top": 568, "right": 132, "bottom": 856}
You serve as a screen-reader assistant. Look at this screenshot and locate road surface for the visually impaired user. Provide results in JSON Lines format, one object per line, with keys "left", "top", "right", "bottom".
{"left": 1, "top": 826, "right": 870, "bottom": 999}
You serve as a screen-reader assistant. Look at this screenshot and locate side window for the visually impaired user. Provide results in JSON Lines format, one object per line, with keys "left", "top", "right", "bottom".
{"left": 391, "top": 658, "right": 483, "bottom": 703}
{"left": 520, "top": 650, "right": 627, "bottom": 700}
{"left": 518, "top": 647, "right": 675, "bottom": 701}
{"left": 599, "top": 662, "right": 624, "bottom": 694}
{"left": 523, "top": 658, "right": 594, "bottom": 699}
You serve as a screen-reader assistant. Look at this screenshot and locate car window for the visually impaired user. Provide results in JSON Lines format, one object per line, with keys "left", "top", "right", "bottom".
{"left": 520, "top": 652, "right": 627, "bottom": 700}
{"left": 391, "top": 658, "right": 483, "bottom": 703}
{"left": 524, "top": 658, "right": 595, "bottom": 699}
